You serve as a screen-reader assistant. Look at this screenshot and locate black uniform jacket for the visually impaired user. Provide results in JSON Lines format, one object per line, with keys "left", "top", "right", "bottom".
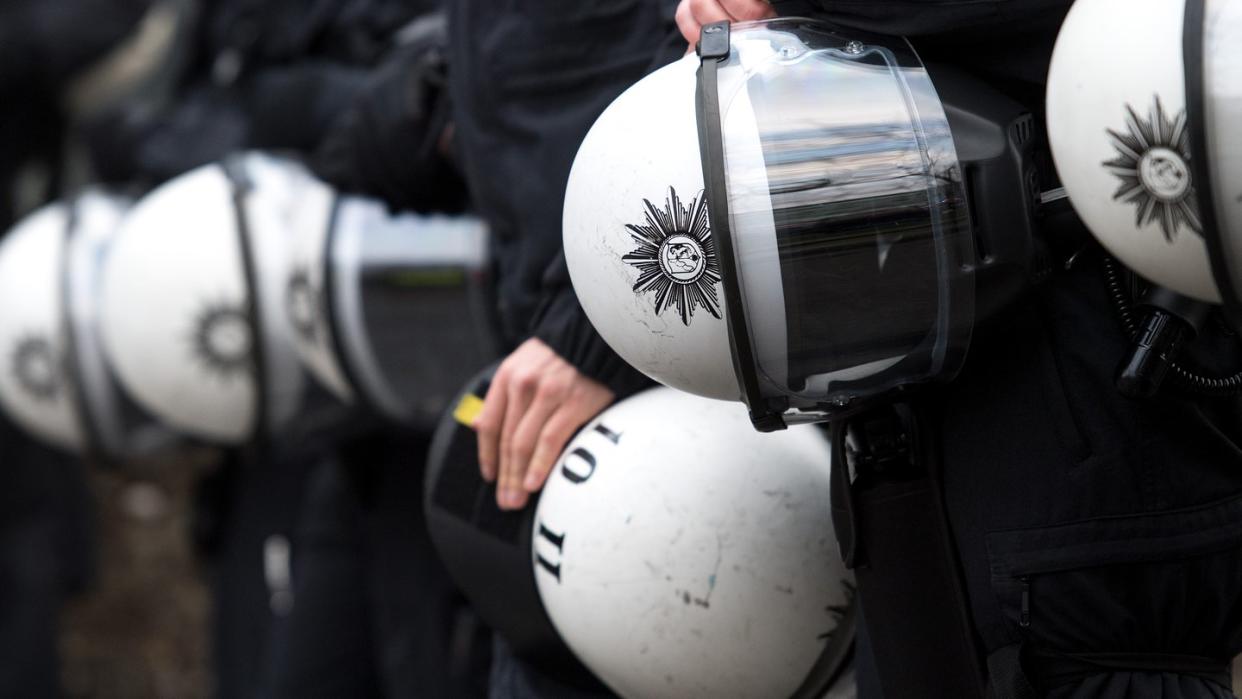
{"left": 447, "top": 0, "right": 682, "bottom": 396}
{"left": 85, "top": 0, "right": 439, "bottom": 188}
{"left": 800, "top": 1, "right": 1242, "bottom": 697}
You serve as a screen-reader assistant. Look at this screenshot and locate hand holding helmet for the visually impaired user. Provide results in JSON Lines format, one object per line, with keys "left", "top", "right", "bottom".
{"left": 473, "top": 338, "right": 614, "bottom": 511}
{"left": 565, "top": 18, "right": 1042, "bottom": 429}
{"left": 428, "top": 378, "right": 855, "bottom": 699}
{"left": 674, "top": 0, "right": 775, "bottom": 47}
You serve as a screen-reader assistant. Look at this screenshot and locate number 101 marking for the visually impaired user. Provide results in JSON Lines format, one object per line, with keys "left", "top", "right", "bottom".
{"left": 534, "top": 422, "right": 622, "bottom": 583}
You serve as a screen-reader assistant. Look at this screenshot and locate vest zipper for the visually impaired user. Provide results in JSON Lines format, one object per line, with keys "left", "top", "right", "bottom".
{"left": 1019, "top": 576, "right": 1031, "bottom": 628}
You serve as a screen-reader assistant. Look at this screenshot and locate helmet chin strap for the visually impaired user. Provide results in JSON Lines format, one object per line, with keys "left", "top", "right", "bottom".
{"left": 1102, "top": 255, "right": 1242, "bottom": 397}
{"left": 1112, "top": 279, "right": 1211, "bottom": 398}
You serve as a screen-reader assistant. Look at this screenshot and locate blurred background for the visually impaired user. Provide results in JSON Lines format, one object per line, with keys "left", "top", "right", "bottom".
{"left": 60, "top": 455, "right": 211, "bottom": 698}
{"left": 2, "top": 1, "right": 477, "bottom": 697}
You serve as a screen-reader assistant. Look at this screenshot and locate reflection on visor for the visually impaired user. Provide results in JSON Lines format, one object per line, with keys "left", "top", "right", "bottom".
{"left": 718, "top": 20, "right": 971, "bottom": 411}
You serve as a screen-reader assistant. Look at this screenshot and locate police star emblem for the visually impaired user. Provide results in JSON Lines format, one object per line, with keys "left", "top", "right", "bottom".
{"left": 1103, "top": 96, "right": 1202, "bottom": 242}
{"left": 622, "top": 187, "right": 722, "bottom": 325}
{"left": 189, "top": 301, "right": 252, "bottom": 382}
{"left": 11, "top": 334, "right": 60, "bottom": 401}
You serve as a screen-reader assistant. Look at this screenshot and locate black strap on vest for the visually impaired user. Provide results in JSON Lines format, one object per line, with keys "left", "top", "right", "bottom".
{"left": 830, "top": 403, "right": 986, "bottom": 699}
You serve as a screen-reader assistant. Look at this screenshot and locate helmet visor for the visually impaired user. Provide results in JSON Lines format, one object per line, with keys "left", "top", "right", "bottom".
{"left": 328, "top": 201, "right": 498, "bottom": 427}
{"left": 707, "top": 19, "right": 973, "bottom": 422}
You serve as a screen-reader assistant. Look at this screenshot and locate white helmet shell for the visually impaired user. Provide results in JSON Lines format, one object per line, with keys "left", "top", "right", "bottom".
{"left": 1048, "top": 0, "right": 1215, "bottom": 300}
{"left": 533, "top": 387, "right": 850, "bottom": 699}
{"left": 564, "top": 55, "right": 740, "bottom": 401}
{"left": 100, "top": 153, "right": 331, "bottom": 443}
{"left": 0, "top": 203, "right": 84, "bottom": 451}
{"left": 284, "top": 190, "right": 355, "bottom": 403}
{"left": 66, "top": 191, "right": 181, "bottom": 459}
{"left": 0, "top": 191, "right": 183, "bottom": 457}
{"left": 566, "top": 21, "right": 975, "bottom": 426}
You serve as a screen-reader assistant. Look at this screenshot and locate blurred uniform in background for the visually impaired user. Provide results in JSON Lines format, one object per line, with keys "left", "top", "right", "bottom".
{"left": 67, "top": 1, "right": 478, "bottom": 697}
{"left": 0, "top": 0, "right": 150, "bottom": 226}
{"left": 0, "top": 2, "right": 149, "bottom": 696}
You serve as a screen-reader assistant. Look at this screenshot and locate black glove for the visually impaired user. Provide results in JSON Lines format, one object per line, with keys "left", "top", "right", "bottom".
{"left": 310, "top": 37, "right": 468, "bottom": 214}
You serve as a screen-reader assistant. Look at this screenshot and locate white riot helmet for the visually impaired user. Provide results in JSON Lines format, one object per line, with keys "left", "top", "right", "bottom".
{"left": 0, "top": 200, "right": 89, "bottom": 451}
{"left": 100, "top": 153, "right": 329, "bottom": 444}
{"left": 0, "top": 191, "right": 177, "bottom": 457}
{"left": 1048, "top": 0, "right": 1242, "bottom": 322}
{"left": 533, "top": 387, "right": 853, "bottom": 699}
{"left": 565, "top": 19, "right": 1047, "bottom": 430}
{"left": 284, "top": 197, "right": 498, "bottom": 428}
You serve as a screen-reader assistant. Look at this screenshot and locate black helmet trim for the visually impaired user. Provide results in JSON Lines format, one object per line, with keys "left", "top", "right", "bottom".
{"left": 317, "top": 194, "right": 383, "bottom": 419}
{"left": 1183, "top": 0, "right": 1242, "bottom": 330}
{"left": 221, "top": 156, "right": 268, "bottom": 441}
{"left": 695, "top": 21, "right": 783, "bottom": 431}
{"left": 57, "top": 196, "right": 101, "bottom": 456}
{"left": 317, "top": 193, "right": 399, "bottom": 424}
{"left": 694, "top": 20, "right": 975, "bottom": 430}
{"left": 321, "top": 202, "right": 408, "bottom": 423}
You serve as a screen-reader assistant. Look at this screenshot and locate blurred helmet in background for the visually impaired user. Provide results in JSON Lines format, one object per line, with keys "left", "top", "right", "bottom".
{"left": 0, "top": 199, "right": 91, "bottom": 451}
{"left": 99, "top": 152, "right": 329, "bottom": 444}
{"left": 285, "top": 196, "right": 498, "bottom": 429}
{"left": 0, "top": 190, "right": 178, "bottom": 458}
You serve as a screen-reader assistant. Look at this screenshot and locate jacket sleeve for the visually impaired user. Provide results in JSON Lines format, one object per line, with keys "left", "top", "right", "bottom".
{"left": 308, "top": 26, "right": 469, "bottom": 214}
{"left": 530, "top": 254, "right": 654, "bottom": 399}
{"left": 527, "top": 15, "right": 683, "bottom": 397}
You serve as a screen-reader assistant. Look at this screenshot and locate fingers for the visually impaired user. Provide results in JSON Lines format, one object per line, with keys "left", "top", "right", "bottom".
{"left": 525, "top": 378, "right": 616, "bottom": 493}
{"left": 524, "top": 384, "right": 614, "bottom": 493}
{"left": 676, "top": 0, "right": 732, "bottom": 50}
{"left": 677, "top": 0, "right": 776, "bottom": 51}
{"left": 496, "top": 361, "right": 543, "bottom": 507}
{"left": 721, "top": 0, "right": 775, "bottom": 21}
{"left": 675, "top": 0, "right": 701, "bottom": 47}
{"left": 475, "top": 338, "right": 550, "bottom": 482}
{"left": 474, "top": 338, "right": 614, "bottom": 511}
{"left": 687, "top": 0, "right": 733, "bottom": 29}
{"left": 523, "top": 409, "right": 581, "bottom": 494}
{"left": 499, "top": 367, "right": 569, "bottom": 509}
